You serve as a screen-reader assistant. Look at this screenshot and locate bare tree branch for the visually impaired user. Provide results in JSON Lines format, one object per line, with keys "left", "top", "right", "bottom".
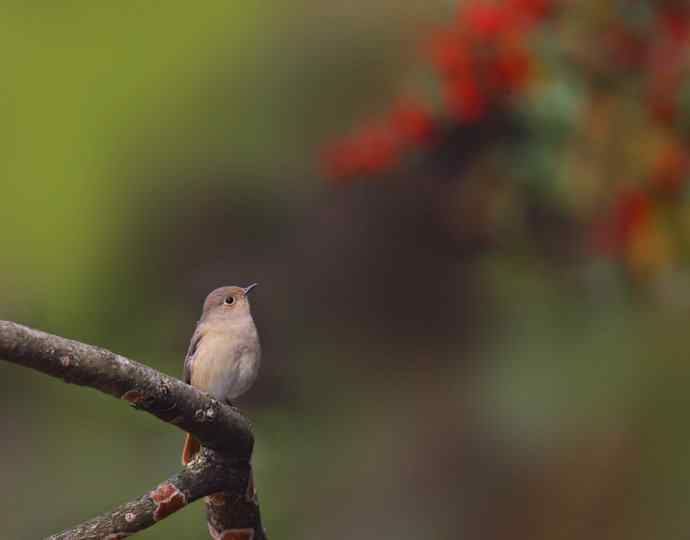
{"left": 0, "top": 320, "right": 268, "bottom": 539}
{"left": 47, "top": 449, "right": 248, "bottom": 540}
{"left": 0, "top": 320, "right": 253, "bottom": 458}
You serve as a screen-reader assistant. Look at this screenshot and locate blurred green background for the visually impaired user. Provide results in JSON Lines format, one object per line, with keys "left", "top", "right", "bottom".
{"left": 2, "top": 2, "right": 690, "bottom": 539}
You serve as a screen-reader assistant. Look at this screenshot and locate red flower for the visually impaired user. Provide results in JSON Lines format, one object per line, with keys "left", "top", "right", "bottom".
{"left": 463, "top": 2, "right": 514, "bottom": 39}
{"left": 490, "top": 45, "right": 532, "bottom": 94}
{"left": 321, "top": 125, "right": 401, "bottom": 181}
{"left": 658, "top": 5, "right": 690, "bottom": 45}
{"left": 615, "top": 190, "right": 652, "bottom": 244}
{"left": 355, "top": 125, "right": 401, "bottom": 176}
{"left": 389, "top": 99, "right": 435, "bottom": 146}
{"left": 445, "top": 77, "right": 487, "bottom": 122}
{"left": 593, "top": 190, "right": 652, "bottom": 257}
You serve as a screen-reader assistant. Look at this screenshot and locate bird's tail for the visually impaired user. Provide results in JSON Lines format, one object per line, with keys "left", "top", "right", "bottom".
{"left": 181, "top": 433, "right": 201, "bottom": 465}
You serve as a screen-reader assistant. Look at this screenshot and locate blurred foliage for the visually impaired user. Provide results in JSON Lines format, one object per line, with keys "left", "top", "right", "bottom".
{"left": 2, "top": 1, "right": 690, "bottom": 539}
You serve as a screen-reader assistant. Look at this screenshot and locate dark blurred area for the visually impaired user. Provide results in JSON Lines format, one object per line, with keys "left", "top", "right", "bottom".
{"left": 3, "top": 1, "right": 690, "bottom": 539}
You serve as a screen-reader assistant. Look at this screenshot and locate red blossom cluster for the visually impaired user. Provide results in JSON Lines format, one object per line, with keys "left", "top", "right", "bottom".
{"left": 652, "top": 143, "right": 690, "bottom": 196}
{"left": 594, "top": 190, "right": 652, "bottom": 257}
{"left": 590, "top": 3, "right": 690, "bottom": 272}
{"left": 321, "top": 99, "right": 435, "bottom": 180}
{"left": 594, "top": 142, "right": 689, "bottom": 270}
{"left": 321, "top": 0, "right": 690, "bottom": 281}
{"left": 322, "top": 0, "right": 556, "bottom": 182}
{"left": 432, "top": 0, "right": 552, "bottom": 121}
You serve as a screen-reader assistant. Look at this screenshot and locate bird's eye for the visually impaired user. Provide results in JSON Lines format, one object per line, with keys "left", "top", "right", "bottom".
{"left": 224, "top": 296, "right": 235, "bottom": 305}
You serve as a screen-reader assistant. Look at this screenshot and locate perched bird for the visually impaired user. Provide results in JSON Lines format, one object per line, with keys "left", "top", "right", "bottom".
{"left": 181, "top": 284, "right": 261, "bottom": 465}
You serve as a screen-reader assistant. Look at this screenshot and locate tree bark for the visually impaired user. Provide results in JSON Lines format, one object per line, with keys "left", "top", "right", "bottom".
{"left": 206, "top": 467, "right": 268, "bottom": 540}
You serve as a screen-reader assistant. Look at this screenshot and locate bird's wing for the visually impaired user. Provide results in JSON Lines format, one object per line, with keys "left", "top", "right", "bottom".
{"left": 183, "top": 324, "right": 204, "bottom": 384}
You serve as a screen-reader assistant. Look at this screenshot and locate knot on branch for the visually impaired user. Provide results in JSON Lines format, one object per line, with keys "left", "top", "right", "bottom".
{"left": 121, "top": 379, "right": 181, "bottom": 420}
{"left": 59, "top": 353, "right": 74, "bottom": 367}
{"left": 195, "top": 399, "right": 222, "bottom": 423}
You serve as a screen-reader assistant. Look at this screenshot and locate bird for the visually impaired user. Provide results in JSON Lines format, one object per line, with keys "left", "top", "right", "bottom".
{"left": 181, "top": 283, "right": 261, "bottom": 465}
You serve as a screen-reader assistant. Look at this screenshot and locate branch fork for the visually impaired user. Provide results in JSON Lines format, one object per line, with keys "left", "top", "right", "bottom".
{"left": 0, "top": 320, "right": 267, "bottom": 539}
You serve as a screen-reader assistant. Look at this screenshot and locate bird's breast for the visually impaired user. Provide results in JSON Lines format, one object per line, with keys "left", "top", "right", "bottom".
{"left": 190, "top": 331, "right": 260, "bottom": 402}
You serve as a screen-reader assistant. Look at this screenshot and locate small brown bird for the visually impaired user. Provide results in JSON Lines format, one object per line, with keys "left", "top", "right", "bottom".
{"left": 181, "top": 284, "right": 261, "bottom": 465}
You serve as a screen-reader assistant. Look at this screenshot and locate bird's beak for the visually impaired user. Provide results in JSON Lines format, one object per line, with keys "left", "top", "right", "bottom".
{"left": 243, "top": 283, "right": 259, "bottom": 295}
